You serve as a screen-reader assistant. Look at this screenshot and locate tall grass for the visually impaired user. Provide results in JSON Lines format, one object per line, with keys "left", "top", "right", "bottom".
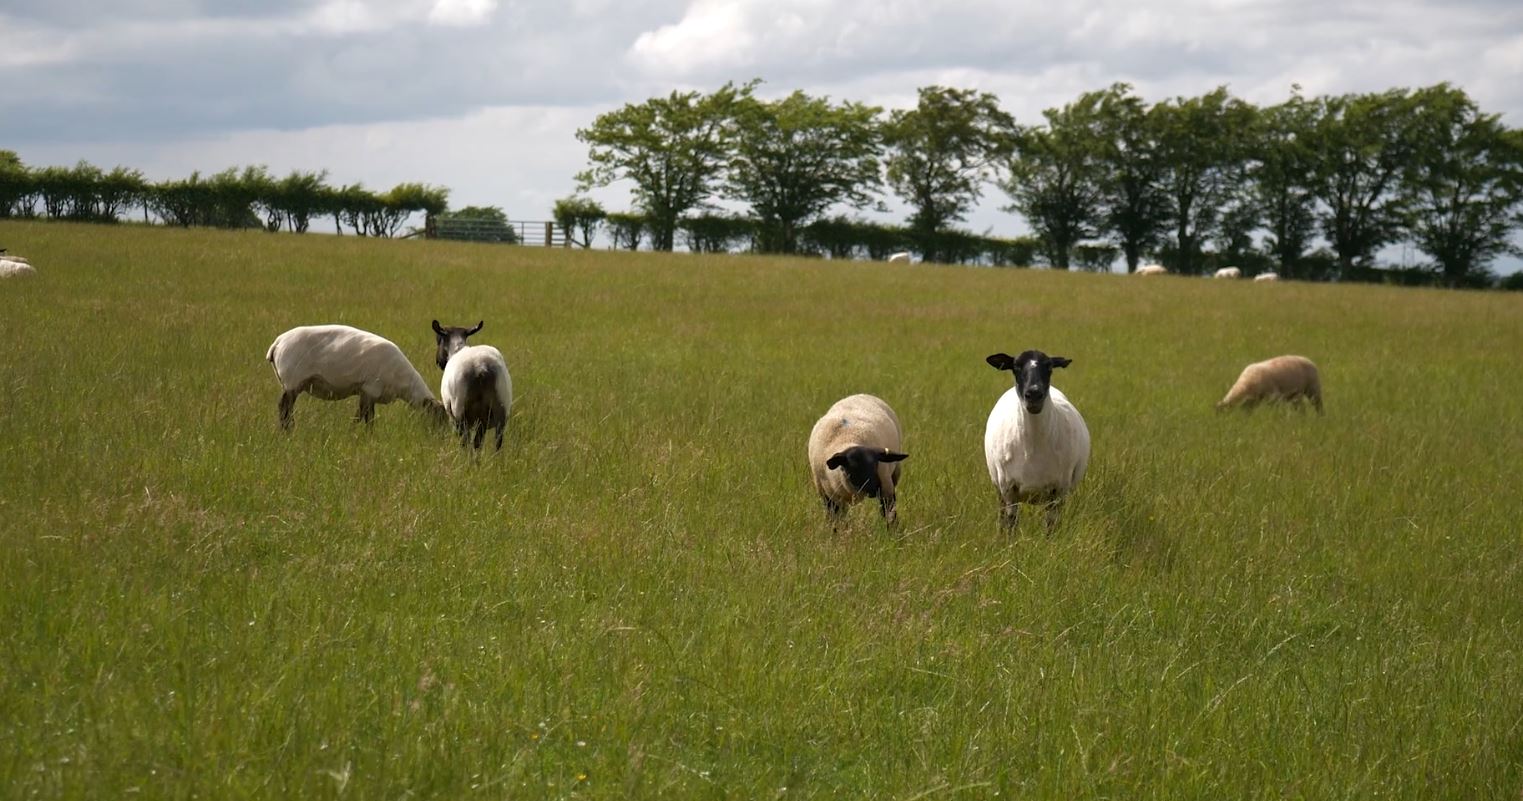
{"left": 1, "top": 220, "right": 1520, "bottom": 799}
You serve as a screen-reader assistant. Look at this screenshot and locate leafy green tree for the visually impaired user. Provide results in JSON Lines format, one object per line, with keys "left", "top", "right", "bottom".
{"left": 680, "top": 213, "right": 755, "bottom": 253}
{"left": 273, "top": 170, "right": 330, "bottom": 233}
{"left": 1087, "top": 84, "right": 1170, "bottom": 272}
{"left": 725, "top": 90, "right": 884, "bottom": 253}
{"left": 0, "top": 151, "right": 37, "bottom": 218}
{"left": 435, "top": 205, "right": 518, "bottom": 243}
{"left": 1401, "top": 84, "right": 1523, "bottom": 286}
{"left": 883, "top": 86, "right": 1015, "bottom": 260}
{"left": 552, "top": 195, "right": 607, "bottom": 248}
{"left": 577, "top": 81, "right": 754, "bottom": 251}
{"left": 1309, "top": 88, "right": 1425, "bottom": 276}
{"left": 1002, "top": 94, "right": 1107, "bottom": 269}
{"left": 1150, "top": 87, "right": 1257, "bottom": 274}
{"left": 97, "top": 166, "right": 147, "bottom": 223}
{"left": 1249, "top": 90, "right": 1321, "bottom": 276}
{"left": 605, "top": 212, "right": 646, "bottom": 250}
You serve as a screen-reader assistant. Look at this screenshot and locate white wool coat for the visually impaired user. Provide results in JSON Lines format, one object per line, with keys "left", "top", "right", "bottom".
{"left": 440, "top": 345, "right": 512, "bottom": 422}
{"left": 807, "top": 394, "right": 904, "bottom": 507}
{"left": 985, "top": 385, "right": 1090, "bottom": 504}
{"left": 266, "top": 325, "right": 436, "bottom": 406}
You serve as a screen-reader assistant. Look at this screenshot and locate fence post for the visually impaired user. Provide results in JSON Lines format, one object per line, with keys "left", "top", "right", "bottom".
{"left": 544, "top": 221, "right": 553, "bottom": 247}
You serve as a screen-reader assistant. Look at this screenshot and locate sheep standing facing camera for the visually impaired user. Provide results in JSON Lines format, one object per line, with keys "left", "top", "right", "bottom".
{"left": 1216, "top": 355, "right": 1322, "bottom": 413}
{"left": 266, "top": 325, "right": 444, "bottom": 430}
{"left": 984, "top": 350, "right": 1090, "bottom": 531}
{"left": 807, "top": 394, "right": 908, "bottom": 529}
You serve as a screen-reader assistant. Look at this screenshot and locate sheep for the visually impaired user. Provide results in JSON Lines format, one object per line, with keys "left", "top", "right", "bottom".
{"left": 1213, "top": 266, "right": 1241, "bottom": 279}
{"left": 1254, "top": 271, "right": 1280, "bottom": 282}
{"left": 439, "top": 344, "right": 513, "bottom": 451}
{"left": 431, "top": 319, "right": 483, "bottom": 370}
{"left": 984, "top": 350, "right": 1090, "bottom": 531}
{"left": 1, "top": 259, "right": 35, "bottom": 278}
{"left": 1136, "top": 264, "right": 1167, "bottom": 276}
{"left": 265, "top": 324, "right": 444, "bottom": 430}
{"left": 886, "top": 252, "right": 912, "bottom": 264}
{"left": 1216, "top": 355, "right": 1322, "bottom": 413}
{"left": 807, "top": 394, "right": 908, "bottom": 528}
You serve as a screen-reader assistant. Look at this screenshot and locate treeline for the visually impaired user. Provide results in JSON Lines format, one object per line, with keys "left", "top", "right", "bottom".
{"left": 570, "top": 81, "right": 1523, "bottom": 287}
{"left": 0, "top": 152, "right": 448, "bottom": 238}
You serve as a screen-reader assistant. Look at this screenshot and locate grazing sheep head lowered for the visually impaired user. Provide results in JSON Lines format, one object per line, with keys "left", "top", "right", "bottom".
{"left": 825, "top": 447, "right": 908, "bottom": 501}
{"left": 986, "top": 350, "right": 1072, "bottom": 415}
{"left": 432, "top": 319, "right": 483, "bottom": 370}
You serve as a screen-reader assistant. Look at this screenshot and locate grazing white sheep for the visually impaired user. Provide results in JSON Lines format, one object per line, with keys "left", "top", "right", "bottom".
{"left": 265, "top": 324, "right": 444, "bottom": 430}
{"left": 1213, "top": 267, "right": 1242, "bottom": 279}
{"left": 1254, "top": 271, "right": 1280, "bottom": 282}
{"left": 440, "top": 344, "right": 512, "bottom": 451}
{"left": 807, "top": 394, "right": 908, "bottom": 528}
{"left": 1136, "top": 264, "right": 1167, "bottom": 276}
{"left": 886, "top": 252, "right": 912, "bottom": 264}
{"left": 984, "top": 350, "right": 1090, "bottom": 531}
{"left": 1216, "top": 355, "right": 1322, "bottom": 413}
{"left": 0, "top": 259, "right": 35, "bottom": 278}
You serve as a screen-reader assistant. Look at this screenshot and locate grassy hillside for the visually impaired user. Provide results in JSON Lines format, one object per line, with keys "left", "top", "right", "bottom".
{"left": 1, "top": 220, "right": 1520, "bottom": 799}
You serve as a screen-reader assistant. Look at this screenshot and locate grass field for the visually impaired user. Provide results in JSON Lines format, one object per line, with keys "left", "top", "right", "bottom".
{"left": 2, "top": 220, "right": 1521, "bottom": 799}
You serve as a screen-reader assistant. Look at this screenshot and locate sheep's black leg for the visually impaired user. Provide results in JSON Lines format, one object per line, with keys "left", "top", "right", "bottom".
{"left": 1044, "top": 499, "right": 1065, "bottom": 533}
{"left": 999, "top": 485, "right": 1021, "bottom": 531}
{"left": 820, "top": 494, "right": 846, "bottom": 531}
{"left": 879, "top": 494, "right": 899, "bottom": 529}
{"left": 457, "top": 419, "right": 469, "bottom": 447}
{"left": 278, "top": 390, "right": 298, "bottom": 431}
{"left": 356, "top": 395, "right": 376, "bottom": 425}
{"left": 494, "top": 419, "right": 505, "bottom": 451}
{"left": 472, "top": 421, "right": 487, "bottom": 450}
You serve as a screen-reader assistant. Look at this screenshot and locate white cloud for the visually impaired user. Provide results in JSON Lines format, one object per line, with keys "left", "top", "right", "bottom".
{"left": 427, "top": 0, "right": 498, "bottom": 27}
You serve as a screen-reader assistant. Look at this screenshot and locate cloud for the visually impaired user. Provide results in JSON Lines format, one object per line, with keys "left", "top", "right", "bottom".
{"left": 427, "top": 0, "right": 498, "bottom": 27}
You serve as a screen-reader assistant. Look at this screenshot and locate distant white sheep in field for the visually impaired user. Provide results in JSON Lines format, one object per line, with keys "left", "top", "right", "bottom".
{"left": 886, "top": 252, "right": 912, "bottom": 264}
{"left": 1216, "top": 355, "right": 1322, "bottom": 413}
{"left": 1213, "top": 267, "right": 1241, "bottom": 279}
{"left": 266, "top": 324, "right": 444, "bottom": 430}
{"left": 434, "top": 320, "right": 512, "bottom": 451}
{"left": 1136, "top": 264, "right": 1167, "bottom": 276}
{"left": 984, "top": 350, "right": 1090, "bottom": 531}
{"left": 1254, "top": 272, "right": 1280, "bottom": 282}
{"left": 0, "top": 259, "right": 35, "bottom": 278}
{"left": 807, "top": 394, "right": 908, "bottom": 529}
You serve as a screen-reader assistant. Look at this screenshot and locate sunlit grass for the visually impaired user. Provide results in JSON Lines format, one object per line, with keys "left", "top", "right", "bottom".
{"left": 1, "top": 220, "right": 1521, "bottom": 799}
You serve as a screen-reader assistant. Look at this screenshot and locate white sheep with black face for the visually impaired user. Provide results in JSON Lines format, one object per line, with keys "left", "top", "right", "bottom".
{"left": 984, "top": 350, "right": 1090, "bottom": 531}
{"left": 807, "top": 394, "right": 908, "bottom": 529}
{"left": 266, "top": 325, "right": 444, "bottom": 430}
{"left": 433, "top": 320, "right": 512, "bottom": 451}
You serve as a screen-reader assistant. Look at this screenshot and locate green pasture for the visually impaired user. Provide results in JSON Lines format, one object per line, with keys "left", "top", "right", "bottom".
{"left": 1, "top": 221, "right": 1520, "bottom": 799}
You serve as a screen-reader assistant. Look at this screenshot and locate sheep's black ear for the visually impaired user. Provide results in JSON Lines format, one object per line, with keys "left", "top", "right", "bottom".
{"left": 986, "top": 353, "right": 1016, "bottom": 371}
{"left": 432, "top": 320, "right": 445, "bottom": 335}
{"left": 826, "top": 452, "right": 849, "bottom": 471}
{"left": 880, "top": 451, "right": 909, "bottom": 463}
{"left": 467, "top": 321, "right": 484, "bottom": 336}
{"left": 1050, "top": 356, "right": 1072, "bottom": 369}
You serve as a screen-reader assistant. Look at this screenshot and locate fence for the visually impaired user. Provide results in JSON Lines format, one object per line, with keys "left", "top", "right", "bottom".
{"left": 429, "top": 216, "right": 570, "bottom": 247}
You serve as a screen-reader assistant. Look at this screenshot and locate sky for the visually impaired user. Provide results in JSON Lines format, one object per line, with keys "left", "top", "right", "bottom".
{"left": 3, "top": 0, "right": 1522, "bottom": 265}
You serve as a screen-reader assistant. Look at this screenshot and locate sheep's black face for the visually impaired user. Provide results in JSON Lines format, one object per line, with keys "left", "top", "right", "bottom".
{"left": 432, "top": 319, "right": 484, "bottom": 370}
{"left": 986, "top": 350, "right": 1071, "bottom": 414}
{"left": 826, "top": 447, "right": 909, "bottom": 498}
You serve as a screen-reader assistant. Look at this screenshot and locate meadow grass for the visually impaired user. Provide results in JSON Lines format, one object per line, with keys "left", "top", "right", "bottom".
{"left": 1, "top": 220, "right": 1521, "bottom": 799}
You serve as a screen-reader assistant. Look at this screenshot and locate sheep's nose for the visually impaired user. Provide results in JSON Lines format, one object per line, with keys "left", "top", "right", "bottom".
{"left": 1023, "top": 388, "right": 1043, "bottom": 401}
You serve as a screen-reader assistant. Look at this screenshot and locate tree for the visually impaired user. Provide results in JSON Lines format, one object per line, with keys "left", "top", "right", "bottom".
{"left": 1150, "top": 88, "right": 1257, "bottom": 275}
{"left": 725, "top": 90, "right": 884, "bottom": 253}
{"left": 1088, "top": 84, "right": 1170, "bottom": 272}
{"left": 272, "top": 170, "right": 330, "bottom": 233}
{"left": 0, "top": 151, "right": 37, "bottom": 218}
{"left": 605, "top": 212, "right": 645, "bottom": 250}
{"left": 552, "top": 196, "right": 607, "bottom": 248}
{"left": 577, "top": 81, "right": 753, "bottom": 251}
{"left": 1001, "top": 94, "right": 1107, "bottom": 269}
{"left": 435, "top": 205, "right": 517, "bottom": 243}
{"left": 1308, "top": 88, "right": 1425, "bottom": 276}
{"left": 1402, "top": 84, "right": 1523, "bottom": 287}
{"left": 883, "top": 86, "right": 1015, "bottom": 260}
{"left": 1249, "top": 90, "right": 1321, "bottom": 276}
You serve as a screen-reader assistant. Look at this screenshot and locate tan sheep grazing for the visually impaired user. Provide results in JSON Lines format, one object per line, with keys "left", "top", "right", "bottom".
{"left": 1216, "top": 355, "right": 1323, "bottom": 413}
{"left": 1136, "top": 264, "right": 1167, "bottom": 276}
{"left": 807, "top": 394, "right": 908, "bottom": 529}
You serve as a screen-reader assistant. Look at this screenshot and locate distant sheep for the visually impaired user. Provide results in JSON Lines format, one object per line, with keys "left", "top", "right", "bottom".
{"left": 266, "top": 324, "right": 445, "bottom": 429}
{"left": 440, "top": 344, "right": 512, "bottom": 451}
{"left": 887, "top": 252, "right": 912, "bottom": 264}
{"left": 1216, "top": 355, "right": 1322, "bottom": 413}
{"left": 1213, "top": 267, "right": 1241, "bottom": 279}
{"left": 1136, "top": 264, "right": 1167, "bottom": 276}
{"left": 984, "top": 350, "right": 1090, "bottom": 531}
{"left": 1254, "top": 272, "right": 1280, "bottom": 282}
{"left": 807, "top": 394, "right": 908, "bottom": 528}
{"left": 0, "top": 259, "right": 35, "bottom": 278}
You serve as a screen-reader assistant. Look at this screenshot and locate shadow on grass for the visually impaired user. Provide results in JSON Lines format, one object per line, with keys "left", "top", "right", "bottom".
{"left": 1083, "top": 465, "right": 1177, "bottom": 572}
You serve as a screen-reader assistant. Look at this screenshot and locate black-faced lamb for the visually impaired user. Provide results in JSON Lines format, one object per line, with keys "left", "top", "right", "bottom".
{"left": 807, "top": 394, "right": 908, "bottom": 528}
{"left": 434, "top": 320, "right": 512, "bottom": 450}
{"left": 984, "top": 350, "right": 1090, "bottom": 531}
